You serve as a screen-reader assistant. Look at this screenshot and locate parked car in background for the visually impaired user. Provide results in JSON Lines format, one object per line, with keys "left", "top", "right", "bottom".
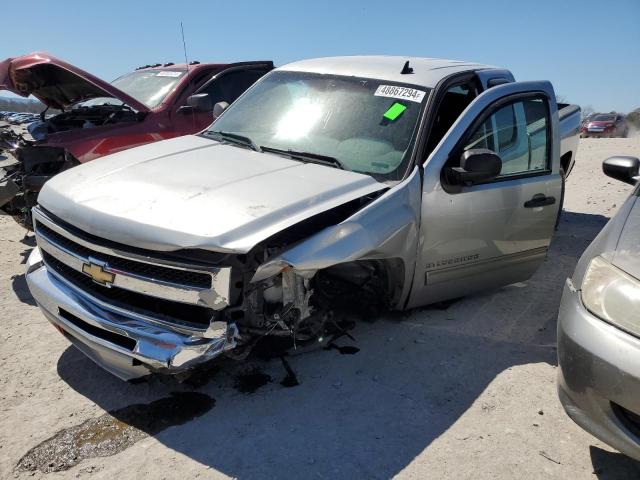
{"left": 6, "top": 112, "right": 34, "bottom": 124}
{"left": 25, "top": 56, "right": 580, "bottom": 380}
{"left": 580, "top": 113, "right": 628, "bottom": 138}
{"left": 0, "top": 52, "right": 273, "bottom": 226}
{"left": 558, "top": 155, "right": 640, "bottom": 461}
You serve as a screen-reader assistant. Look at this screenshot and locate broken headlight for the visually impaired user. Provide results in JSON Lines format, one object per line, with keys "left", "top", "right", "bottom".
{"left": 581, "top": 256, "right": 640, "bottom": 336}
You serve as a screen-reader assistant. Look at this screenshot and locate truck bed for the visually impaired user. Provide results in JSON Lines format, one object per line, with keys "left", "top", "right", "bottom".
{"left": 558, "top": 103, "right": 581, "bottom": 177}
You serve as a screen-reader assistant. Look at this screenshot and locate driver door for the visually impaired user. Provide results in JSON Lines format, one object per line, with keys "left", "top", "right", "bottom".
{"left": 407, "top": 81, "right": 561, "bottom": 308}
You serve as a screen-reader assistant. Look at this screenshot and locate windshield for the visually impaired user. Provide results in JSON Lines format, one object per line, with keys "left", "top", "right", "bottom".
{"left": 206, "top": 71, "right": 429, "bottom": 180}
{"left": 592, "top": 114, "right": 615, "bottom": 122}
{"left": 78, "top": 69, "right": 187, "bottom": 109}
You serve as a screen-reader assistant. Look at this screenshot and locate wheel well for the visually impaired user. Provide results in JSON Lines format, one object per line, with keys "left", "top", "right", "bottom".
{"left": 312, "top": 258, "right": 405, "bottom": 311}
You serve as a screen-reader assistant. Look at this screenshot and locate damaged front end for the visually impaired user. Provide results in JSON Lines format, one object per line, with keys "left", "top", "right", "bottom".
{"left": 219, "top": 166, "right": 422, "bottom": 360}
{"left": 27, "top": 161, "right": 421, "bottom": 380}
{"left": 1, "top": 135, "right": 78, "bottom": 228}
{"left": 0, "top": 128, "right": 21, "bottom": 208}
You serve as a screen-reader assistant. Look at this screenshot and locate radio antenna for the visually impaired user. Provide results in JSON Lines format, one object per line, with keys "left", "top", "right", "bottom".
{"left": 180, "top": 21, "right": 190, "bottom": 72}
{"left": 180, "top": 21, "right": 196, "bottom": 125}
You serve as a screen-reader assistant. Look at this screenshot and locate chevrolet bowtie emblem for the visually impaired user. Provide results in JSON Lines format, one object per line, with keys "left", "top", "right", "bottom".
{"left": 82, "top": 261, "right": 115, "bottom": 286}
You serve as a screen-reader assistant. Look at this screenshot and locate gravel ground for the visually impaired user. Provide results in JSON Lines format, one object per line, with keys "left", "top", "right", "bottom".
{"left": 1, "top": 138, "right": 640, "bottom": 480}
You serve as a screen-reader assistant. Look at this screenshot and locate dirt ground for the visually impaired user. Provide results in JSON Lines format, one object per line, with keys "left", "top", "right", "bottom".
{"left": 1, "top": 138, "right": 640, "bottom": 480}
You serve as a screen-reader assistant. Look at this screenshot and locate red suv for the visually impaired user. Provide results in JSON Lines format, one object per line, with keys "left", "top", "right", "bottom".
{"left": 580, "top": 113, "right": 628, "bottom": 138}
{"left": 0, "top": 52, "right": 273, "bottom": 224}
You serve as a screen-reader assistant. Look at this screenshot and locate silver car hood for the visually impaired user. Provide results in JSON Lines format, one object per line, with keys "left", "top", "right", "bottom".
{"left": 38, "top": 135, "right": 387, "bottom": 253}
{"left": 612, "top": 196, "right": 640, "bottom": 279}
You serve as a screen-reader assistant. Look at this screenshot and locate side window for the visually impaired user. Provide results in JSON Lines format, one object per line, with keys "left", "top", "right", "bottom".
{"left": 494, "top": 105, "right": 516, "bottom": 150}
{"left": 463, "top": 96, "right": 549, "bottom": 178}
{"left": 201, "top": 69, "right": 266, "bottom": 106}
{"left": 425, "top": 80, "right": 480, "bottom": 156}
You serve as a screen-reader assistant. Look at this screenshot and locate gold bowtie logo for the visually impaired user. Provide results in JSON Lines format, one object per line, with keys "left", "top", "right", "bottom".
{"left": 82, "top": 261, "right": 115, "bottom": 285}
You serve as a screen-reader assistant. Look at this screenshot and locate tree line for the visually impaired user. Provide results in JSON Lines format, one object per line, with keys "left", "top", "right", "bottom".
{"left": 0, "top": 97, "right": 46, "bottom": 113}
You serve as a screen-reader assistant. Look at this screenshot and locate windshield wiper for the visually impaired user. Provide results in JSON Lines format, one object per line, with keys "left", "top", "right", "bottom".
{"left": 260, "top": 146, "right": 345, "bottom": 170}
{"left": 204, "top": 130, "right": 261, "bottom": 152}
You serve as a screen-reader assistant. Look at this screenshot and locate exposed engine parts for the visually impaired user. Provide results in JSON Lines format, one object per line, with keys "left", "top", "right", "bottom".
{"left": 208, "top": 191, "right": 395, "bottom": 360}
{"left": 29, "top": 104, "right": 139, "bottom": 140}
{"left": 0, "top": 103, "right": 140, "bottom": 227}
{"left": 0, "top": 127, "right": 76, "bottom": 228}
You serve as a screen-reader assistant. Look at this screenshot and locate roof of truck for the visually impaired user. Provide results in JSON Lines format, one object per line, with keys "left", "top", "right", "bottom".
{"left": 278, "top": 55, "right": 497, "bottom": 88}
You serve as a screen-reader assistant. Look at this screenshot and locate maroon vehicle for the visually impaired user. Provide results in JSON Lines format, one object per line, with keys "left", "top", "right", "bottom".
{"left": 0, "top": 52, "right": 273, "bottom": 225}
{"left": 580, "top": 112, "right": 628, "bottom": 138}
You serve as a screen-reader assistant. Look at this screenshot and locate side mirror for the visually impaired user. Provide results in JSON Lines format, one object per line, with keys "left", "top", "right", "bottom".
{"left": 177, "top": 93, "right": 212, "bottom": 114}
{"left": 603, "top": 156, "right": 640, "bottom": 185}
{"left": 212, "top": 101, "right": 229, "bottom": 119}
{"left": 449, "top": 148, "right": 502, "bottom": 185}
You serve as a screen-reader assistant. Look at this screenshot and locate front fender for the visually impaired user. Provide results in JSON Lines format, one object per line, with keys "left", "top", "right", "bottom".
{"left": 252, "top": 166, "right": 422, "bottom": 308}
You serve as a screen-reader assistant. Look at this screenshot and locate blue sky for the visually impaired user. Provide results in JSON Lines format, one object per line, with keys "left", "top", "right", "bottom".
{"left": 1, "top": 0, "right": 638, "bottom": 112}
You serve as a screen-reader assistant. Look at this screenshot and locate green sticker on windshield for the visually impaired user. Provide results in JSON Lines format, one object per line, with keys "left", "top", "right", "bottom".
{"left": 383, "top": 102, "right": 406, "bottom": 121}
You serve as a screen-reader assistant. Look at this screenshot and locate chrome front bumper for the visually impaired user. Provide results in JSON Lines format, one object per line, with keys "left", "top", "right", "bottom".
{"left": 26, "top": 248, "right": 237, "bottom": 380}
{"left": 557, "top": 278, "right": 640, "bottom": 461}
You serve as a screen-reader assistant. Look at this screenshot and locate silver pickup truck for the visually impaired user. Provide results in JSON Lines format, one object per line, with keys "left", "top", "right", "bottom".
{"left": 25, "top": 56, "right": 581, "bottom": 380}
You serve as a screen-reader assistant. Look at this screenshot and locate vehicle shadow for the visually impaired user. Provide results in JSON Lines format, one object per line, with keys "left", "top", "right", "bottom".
{"left": 11, "top": 273, "right": 36, "bottom": 307}
{"left": 590, "top": 446, "right": 640, "bottom": 479}
{"left": 52, "top": 210, "right": 616, "bottom": 479}
{"left": 10, "top": 244, "right": 36, "bottom": 306}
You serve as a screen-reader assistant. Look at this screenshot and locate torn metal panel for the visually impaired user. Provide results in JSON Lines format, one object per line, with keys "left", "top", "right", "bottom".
{"left": 252, "top": 166, "right": 423, "bottom": 308}
{"left": 0, "top": 169, "right": 19, "bottom": 207}
{"left": 281, "top": 269, "right": 313, "bottom": 320}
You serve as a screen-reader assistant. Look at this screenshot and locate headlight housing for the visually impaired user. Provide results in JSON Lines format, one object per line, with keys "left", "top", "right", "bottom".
{"left": 581, "top": 256, "right": 640, "bottom": 336}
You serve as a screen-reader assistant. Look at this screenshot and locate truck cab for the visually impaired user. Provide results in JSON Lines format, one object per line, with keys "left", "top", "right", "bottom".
{"left": 24, "top": 56, "right": 581, "bottom": 380}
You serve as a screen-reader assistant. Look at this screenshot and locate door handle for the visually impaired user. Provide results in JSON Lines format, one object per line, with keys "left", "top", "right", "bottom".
{"left": 524, "top": 194, "right": 556, "bottom": 208}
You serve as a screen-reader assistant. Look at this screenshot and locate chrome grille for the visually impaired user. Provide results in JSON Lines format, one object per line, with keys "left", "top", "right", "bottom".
{"left": 36, "top": 222, "right": 212, "bottom": 289}
{"left": 33, "top": 206, "right": 232, "bottom": 334}
{"left": 42, "top": 251, "right": 215, "bottom": 328}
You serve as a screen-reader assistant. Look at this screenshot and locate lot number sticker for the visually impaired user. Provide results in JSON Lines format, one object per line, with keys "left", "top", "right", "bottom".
{"left": 375, "top": 85, "right": 425, "bottom": 103}
{"left": 156, "top": 71, "right": 183, "bottom": 77}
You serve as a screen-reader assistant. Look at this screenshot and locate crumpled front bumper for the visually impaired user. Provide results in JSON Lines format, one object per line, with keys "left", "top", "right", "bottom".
{"left": 26, "top": 247, "right": 237, "bottom": 381}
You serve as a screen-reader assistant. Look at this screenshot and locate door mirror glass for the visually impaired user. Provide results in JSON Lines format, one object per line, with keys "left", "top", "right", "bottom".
{"left": 187, "top": 93, "right": 213, "bottom": 112}
{"left": 449, "top": 148, "right": 502, "bottom": 185}
{"left": 212, "top": 101, "right": 229, "bottom": 119}
{"left": 603, "top": 156, "right": 640, "bottom": 185}
{"left": 178, "top": 93, "right": 212, "bottom": 114}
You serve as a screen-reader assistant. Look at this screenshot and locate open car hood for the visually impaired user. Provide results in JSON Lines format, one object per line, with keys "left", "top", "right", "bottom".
{"left": 0, "top": 52, "right": 150, "bottom": 112}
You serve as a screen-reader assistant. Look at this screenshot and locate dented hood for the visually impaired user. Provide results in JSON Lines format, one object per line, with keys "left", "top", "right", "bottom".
{"left": 0, "top": 52, "right": 150, "bottom": 112}
{"left": 38, "top": 135, "right": 387, "bottom": 253}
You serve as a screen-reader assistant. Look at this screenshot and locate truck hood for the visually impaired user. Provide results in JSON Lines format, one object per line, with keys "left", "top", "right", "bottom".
{"left": 0, "top": 52, "right": 149, "bottom": 112}
{"left": 612, "top": 197, "right": 640, "bottom": 280}
{"left": 38, "top": 135, "right": 387, "bottom": 253}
